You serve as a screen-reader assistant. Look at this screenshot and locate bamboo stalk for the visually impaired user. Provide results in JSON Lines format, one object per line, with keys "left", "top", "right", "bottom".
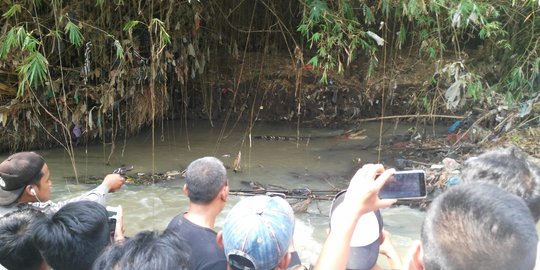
{"left": 359, "top": 114, "right": 466, "bottom": 122}
{"left": 229, "top": 191, "right": 336, "bottom": 201}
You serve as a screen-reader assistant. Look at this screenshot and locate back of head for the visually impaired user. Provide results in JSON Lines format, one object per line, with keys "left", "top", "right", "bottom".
{"left": 421, "top": 183, "right": 538, "bottom": 270}
{"left": 460, "top": 146, "right": 540, "bottom": 221}
{"left": 0, "top": 208, "right": 45, "bottom": 270}
{"left": 32, "top": 201, "right": 110, "bottom": 270}
{"left": 222, "top": 195, "right": 295, "bottom": 270}
{"left": 185, "top": 156, "right": 227, "bottom": 204}
{"left": 92, "top": 230, "right": 190, "bottom": 270}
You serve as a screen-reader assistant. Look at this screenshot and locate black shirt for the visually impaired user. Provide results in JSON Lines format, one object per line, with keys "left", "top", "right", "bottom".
{"left": 166, "top": 214, "right": 227, "bottom": 270}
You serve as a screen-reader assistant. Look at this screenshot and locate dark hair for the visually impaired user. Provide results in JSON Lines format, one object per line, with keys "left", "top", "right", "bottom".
{"left": 185, "top": 156, "right": 227, "bottom": 204}
{"left": 32, "top": 201, "right": 110, "bottom": 270}
{"left": 30, "top": 171, "right": 44, "bottom": 186}
{"left": 92, "top": 230, "right": 191, "bottom": 270}
{"left": 422, "top": 183, "right": 538, "bottom": 270}
{"left": 460, "top": 146, "right": 540, "bottom": 221}
{"left": 0, "top": 208, "right": 45, "bottom": 270}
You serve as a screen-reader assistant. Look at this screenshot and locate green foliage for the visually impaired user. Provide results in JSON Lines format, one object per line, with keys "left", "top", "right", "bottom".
{"left": 297, "top": 0, "right": 539, "bottom": 107}
{"left": 123, "top": 20, "right": 141, "bottom": 32}
{"left": 113, "top": 39, "right": 124, "bottom": 60}
{"left": 96, "top": 0, "right": 105, "bottom": 8}
{"left": 17, "top": 51, "right": 48, "bottom": 96}
{"left": 0, "top": 26, "right": 48, "bottom": 97}
{"left": 151, "top": 18, "right": 171, "bottom": 45}
{"left": 466, "top": 75, "right": 484, "bottom": 102}
{"left": 2, "top": 4, "right": 22, "bottom": 18}
{"left": 64, "top": 21, "right": 84, "bottom": 47}
{"left": 298, "top": 0, "right": 381, "bottom": 83}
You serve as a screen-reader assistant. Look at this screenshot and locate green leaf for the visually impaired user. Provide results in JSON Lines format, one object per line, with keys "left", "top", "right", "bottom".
{"left": 151, "top": 18, "right": 165, "bottom": 28}
{"left": 113, "top": 40, "right": 124, "bottom": 60}
{"left": 123, "top": 20, "right": 140, "bottom": 32}
{"left": 341, "top": 0, "right": 354, "bottom": 19}
{"left": 312, "top": 32, "right": 321, "bottom": 42}
{"left": 308, "top": 55, "right": 319, "bottom": 67}
{"left": 308, "top": 0, "right": 328, "bottom": 22}
{"left": 363, "top": 5, "right": 375, "bottom": 24}
{"left": 17, "top": 51, "right": 49, "bottom": 96}
{"left": 96, "top": 0, "right": 105, "bottom": 8}
{"left": 399, "top": 24, "right": 407, "bottom": 45}
{"left": 2, "top": 4, "right": 22, "bottom": 18}
{"left": 297, "top": 24, "right": 308, "bottom": 34}
{"left": 0, "top": 28, "right": 17, "bottom": 59}
{"left": 64, "top": 21, "right": 84, "bottom": 47}
{"left": 160, "top": 27, "right": 171, "bottom": 45}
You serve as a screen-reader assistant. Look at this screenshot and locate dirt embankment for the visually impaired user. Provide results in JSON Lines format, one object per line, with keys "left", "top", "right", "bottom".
{"left": 1, "top": 50, "right": 539, "bottom": 166}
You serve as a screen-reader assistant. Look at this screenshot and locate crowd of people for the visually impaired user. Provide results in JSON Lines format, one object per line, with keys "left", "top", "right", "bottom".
{"left": 0, "top": 146, "right": 539, "bottom": 270}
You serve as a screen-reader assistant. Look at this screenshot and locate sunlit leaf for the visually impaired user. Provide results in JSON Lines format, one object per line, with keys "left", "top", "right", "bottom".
{"left": 123, "top": 20, "right": 140, "bottom": 32}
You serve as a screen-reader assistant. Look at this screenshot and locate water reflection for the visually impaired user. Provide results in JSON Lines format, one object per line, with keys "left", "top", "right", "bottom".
{"left": 2, "top": 120, "right": 428, "bottom": 266}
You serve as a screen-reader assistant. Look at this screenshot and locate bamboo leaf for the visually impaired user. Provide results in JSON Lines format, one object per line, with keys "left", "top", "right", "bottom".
{"left": 151, "top": 18, "right": 165, "bottom": 28}
{"left": 96, "top": 0, "right": 105, "bottom": 8}
{"left": 2, "top": 4, "right": 22, "bottom": 18}
{"left": 160, "top": 26, "right": 171, "bottom": 45}
{"left": 65, "top": 21, "right": 84, "bottom": 47}
{"left": 308, "top": 55, "right": 319, "bottom": 67}
{"left": 17, "top": 51, "right": 49, "bottom": 96}
{"left": 308, "top": 0, "right": 328, "bottom": 22}
{"left": 113, "top": 39, "right": 124, "bottom": 60}
{"left": 0, "top": 28, "right": 17, "bottom": 59}
{"left": 123, "top": 20, "right": 140, "bottom": 32}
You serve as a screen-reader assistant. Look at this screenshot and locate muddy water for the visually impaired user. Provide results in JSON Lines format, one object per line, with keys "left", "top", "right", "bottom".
{"left": 4, "top": 120, "right": 427, "bottom": 267}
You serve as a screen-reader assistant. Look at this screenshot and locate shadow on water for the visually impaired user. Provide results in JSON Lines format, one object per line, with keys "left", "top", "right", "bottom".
{"left": 1, "top": 120, "right": 428, "bottom": 266}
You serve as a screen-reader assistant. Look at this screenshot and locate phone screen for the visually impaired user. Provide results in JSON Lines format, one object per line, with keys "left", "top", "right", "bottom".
{"left": 379, "top": 170, "right": 427, "bottom": 199}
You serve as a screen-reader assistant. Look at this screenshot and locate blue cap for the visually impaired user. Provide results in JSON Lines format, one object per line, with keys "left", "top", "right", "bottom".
{"left": 222, "top": 195, "right": 295, "bottom": 270}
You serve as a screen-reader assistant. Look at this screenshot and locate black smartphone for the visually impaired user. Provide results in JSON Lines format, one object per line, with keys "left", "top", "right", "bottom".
{"left": 106, "top": 206, "right": 119, "bottom": 236}
{"left": 379, "top": 170, "right": 427, "bottom": 200}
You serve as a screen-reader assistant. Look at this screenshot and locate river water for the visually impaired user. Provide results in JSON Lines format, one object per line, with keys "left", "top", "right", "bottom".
{"left": 3, "top": 120, "right": 427, "bottom": 267}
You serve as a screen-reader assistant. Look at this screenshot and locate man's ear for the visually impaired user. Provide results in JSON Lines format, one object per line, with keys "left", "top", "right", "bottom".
{"left": 216, "top": 231, "right": 225, "bottom": 249}
{"left": 277, "top": 252, "right": 292, "bottom": 270}
{"left": 24, "top": 185, "right": 35, "bottom": 196}
{"left": 183, "top": 184, "right": 189, "bottom": 196}
{"left": 221, "top": 185, "right": 229, "bottom": 202}
{"left": 408, "top": 241, "right": 425, "bottom": 270}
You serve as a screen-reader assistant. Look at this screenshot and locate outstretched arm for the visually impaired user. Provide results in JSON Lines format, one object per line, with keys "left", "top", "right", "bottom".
{"left": 315, "top": 164, "right": 397, "bottom": 270}
{"left": 28, "top": 173, "right": 125, "bottom": 215}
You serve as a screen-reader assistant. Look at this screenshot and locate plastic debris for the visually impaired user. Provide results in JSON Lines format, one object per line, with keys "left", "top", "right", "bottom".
{"left": 446, "top": 176, "right": 460, "bottom": 187}
{"left": 442, "top": 157, "right": 460, "bottom": 172}
{"left": 72, "top": 125, "right": 81, "bottom": 138}
{"left": 366, "top": 31, "right": 385, "bottom": 46}
{"left": 448, "top": 120, "right": 462, "bottom": 133}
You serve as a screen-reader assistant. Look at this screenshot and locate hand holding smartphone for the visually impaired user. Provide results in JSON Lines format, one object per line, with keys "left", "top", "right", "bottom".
{"left": 378, "top": 170, "right": 427, "bottom": 200}
{"left": 106, "top": 205, "right": 125, "bottom": 243}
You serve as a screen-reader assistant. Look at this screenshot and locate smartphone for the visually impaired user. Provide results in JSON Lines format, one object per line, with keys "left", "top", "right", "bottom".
{"left": 379, "top": 170, "right": 427, "bottom": 200}
{"left": 106, "top": 206, "right": 119, "bottom": 235}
